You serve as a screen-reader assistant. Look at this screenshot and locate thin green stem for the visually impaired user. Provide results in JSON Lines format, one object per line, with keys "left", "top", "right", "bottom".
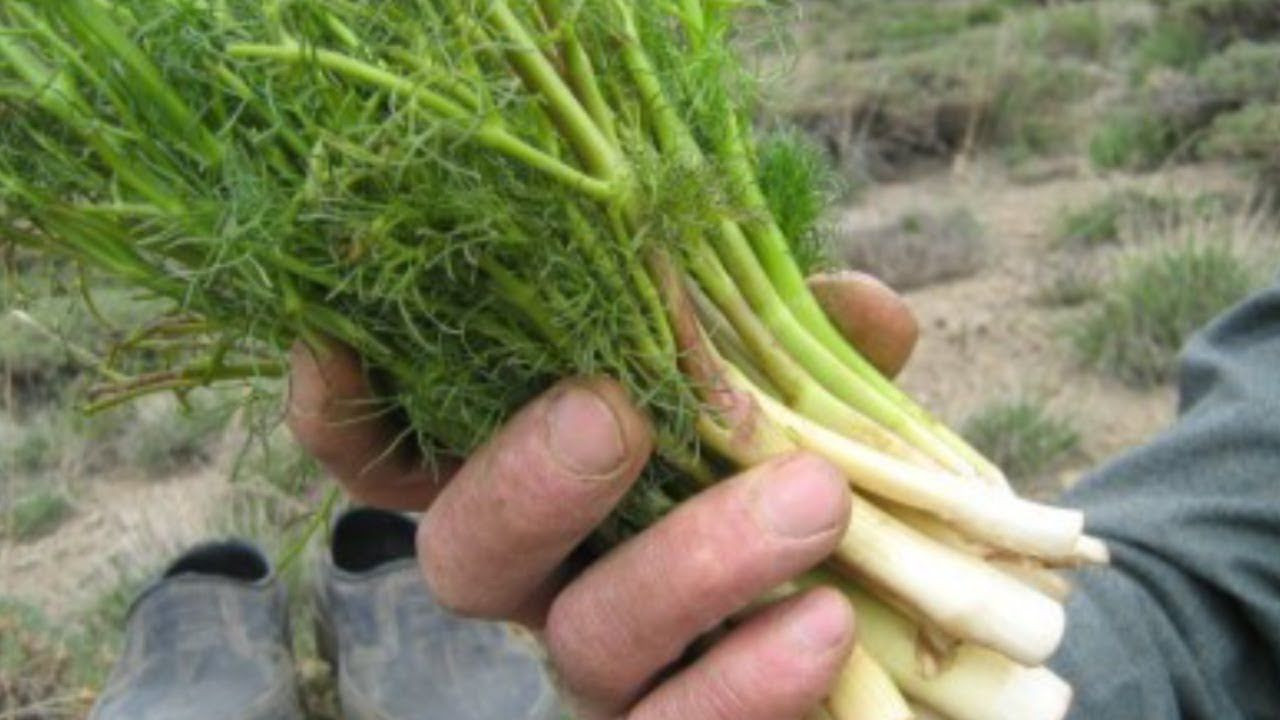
{"left": 708, "top": 219, "right": 971, "bottom": 472}
{"left": 227, "top": 43, "right": 615, "bottom": 202}
{"left": 387, "top": 48, "right": 482, "bottom": 111}
{"left": 52, "top": 0, "right": 222, "bottom": 166}
{"left": 276, "top": 486, "right": 341, "bottom": 570}
{"left": 612, "top": 0, "right": 700, "bottom": 160}
{"left": 0, "top": 34, "right": 180, "bottom": 211}
{"left": 85, "top": 360, "right": 285, "bottom": 414}
{"left": 537, "top": 0, "right": 621, "bottom": 148}
{"left": 482, "top": 0, "right": 624, "bottom": 183}
{"left": 717, "top": 114, "right": 1002, "bottom": 480}
{"left": 690, "top": 240, "right": 931, "bottom": 463}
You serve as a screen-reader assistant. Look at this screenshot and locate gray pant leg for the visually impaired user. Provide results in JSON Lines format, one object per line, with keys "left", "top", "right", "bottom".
{"left": 1052, "top": 283, "right": 1280, "bottom": 719}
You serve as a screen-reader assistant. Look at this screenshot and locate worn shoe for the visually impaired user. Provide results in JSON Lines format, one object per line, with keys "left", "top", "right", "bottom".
{"left": 313, "top": 507, "right": 565, "bottom": 720}
{"left": 89, "top": 540, "right": 304, "bottom": 720}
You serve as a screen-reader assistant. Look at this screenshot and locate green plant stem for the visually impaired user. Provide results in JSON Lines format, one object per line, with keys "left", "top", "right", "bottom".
{"left": 0, "top": 35, "right": 180, "bottom": 212}
{"left": 689, "top": 242, "right": 930, "bottom": 463}
{"left": 708, "top": 219, "right": 971, "bottom": 472}
{"left": 226, "top": 43, "right": 615, "bottom": 202}
{"left": 612, "top": 0, "right": 701, "bottom": 161}
{"left": 482, "top": 1, "right": 624, "bottom": 184}
{"left": 86, "top": 360, "right": 285, "bottom": 414}
{"left": 601, "top": 6, "right": 973, "bottom": 473}
{"left": 539, "top": 0, "right": 621, "bottom": 149}
{"left": 51, "top": 0, "right": 222, "bottom": 166}
{"left": 717, "top": 113, "right": 1006, "bottom": 483}
{"left": 386, "top": 48, "right": 482, "bottom": 111}
{"left": 276, "top": 486, "right": 340, "bottom": 570}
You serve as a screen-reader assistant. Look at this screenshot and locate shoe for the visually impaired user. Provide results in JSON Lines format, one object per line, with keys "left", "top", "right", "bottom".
{"left": 89, "top": 540, "right": 304, "bottom": 720}
{"left": 313, "top": 507, "right": 565, "bottom": 720}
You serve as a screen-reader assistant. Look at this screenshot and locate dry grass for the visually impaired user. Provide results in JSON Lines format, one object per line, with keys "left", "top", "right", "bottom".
{"left": 962, "top": 398, "right": 1080, "bottom": 496}
{"left": 1069, "top": 196, "right": 1276, "bottom": 386}
{"left": 835, "top": 207, "right": 987, "bottom": 291}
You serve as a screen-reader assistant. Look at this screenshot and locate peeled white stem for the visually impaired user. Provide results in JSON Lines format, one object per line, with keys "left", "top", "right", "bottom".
{"left": 698, "top": 368, "right": 1068, "bottom": 663}
{"left": 842, "top": 583, "right": 1073, "bottom": 720}
{"left": 1071, "top": 535, "right": 1110, "bottom": 565}
{"left": 987, "top": 560, "right": 1073, "bottom": 603}
{"left": 891, "top": 505, "right": 1074, "bottom": 602}
{"left": 836, "top": 493, "right": 1066, "bottom": 666}
{"left": 827, "top": 645, "right": 914, "bottom": 720}
{"left": 746, "top": 381, "right": 1085, "bottom": 560}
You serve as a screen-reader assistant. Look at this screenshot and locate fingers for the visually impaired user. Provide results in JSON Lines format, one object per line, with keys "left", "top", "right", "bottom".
{"left": 287, "top": 341, "right": 452, "bottom": 510}
{"left": 542, "top": 453, "right": 852, "bottom": 717}
{"left": 807, "top": 271, "right": 918, "bottom": 379}
{"left": 417, "top": 377, "right": 653, "bottom": 623}
{"left": 630, "top": 588, "right": 855, "bottom": 720}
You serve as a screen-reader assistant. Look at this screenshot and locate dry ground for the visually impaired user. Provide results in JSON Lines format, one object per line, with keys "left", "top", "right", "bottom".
{"left": 852, "top": 162, "right": 1248, "bottom": 487}
{"left": 1, "top": 470, "right": 228, "bottom": 618}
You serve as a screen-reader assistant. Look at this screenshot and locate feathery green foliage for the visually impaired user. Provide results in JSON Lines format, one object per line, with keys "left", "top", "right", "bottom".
{"left": 0, "top": 0, "right": 896, "bottom": 526}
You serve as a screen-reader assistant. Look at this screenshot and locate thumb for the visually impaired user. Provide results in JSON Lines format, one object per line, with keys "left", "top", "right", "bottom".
{"left": 806, "top": 271, "right": 918, "bottom": 379}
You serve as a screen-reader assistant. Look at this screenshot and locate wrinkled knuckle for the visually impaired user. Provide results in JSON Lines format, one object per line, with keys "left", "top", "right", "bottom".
{"left": 488, "top": 432, "right": 612, "bottom": 538}
{"left": 681, "top": 541, "right": 734, "bottom": 606}
{"left": 485, "top": 442, "right": 572, "bottom": 534}
{"left": 415, "top": 526, "right": 481, "bottom": 617}
{"left": 695, "top": 670, "right": 755, "bottom": 720}
{"left": 544, "top": 588, "right": 621, "bottom": 700}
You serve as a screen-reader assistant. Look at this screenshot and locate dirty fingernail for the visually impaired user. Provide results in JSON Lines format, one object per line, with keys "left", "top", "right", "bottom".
{"left": 757, "top": 454, "right": 848, "bottom": 539}
{"left": 788, "top": 590, "right": 854, "bottom": 653}
{"left": 547, "top": 384, "right": 628, "bottom": 481}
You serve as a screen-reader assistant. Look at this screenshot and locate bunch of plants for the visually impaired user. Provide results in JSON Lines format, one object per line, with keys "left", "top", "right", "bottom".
{"left": 0, "top": 2, "right": 1105, "bottom": 718}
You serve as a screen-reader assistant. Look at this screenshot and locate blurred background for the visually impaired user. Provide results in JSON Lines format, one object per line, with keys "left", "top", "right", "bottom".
{"left": 3, "top": 0, "right": 1278, "bottom": 716}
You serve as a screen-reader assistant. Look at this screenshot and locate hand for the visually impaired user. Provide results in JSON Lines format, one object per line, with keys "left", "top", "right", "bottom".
{"left": 288, "top": 271, "right": 918, "bottom": 720}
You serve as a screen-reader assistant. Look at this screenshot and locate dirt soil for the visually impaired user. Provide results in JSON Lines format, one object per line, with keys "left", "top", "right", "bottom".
{"left": 847, "top": 160, "right": 1247, "bottom": 490}
{"left": 1, "top": 470, "right": 230, "bottom": 617}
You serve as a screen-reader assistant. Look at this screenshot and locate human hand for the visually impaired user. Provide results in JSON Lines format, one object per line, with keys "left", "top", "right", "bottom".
{"left": 288, "top": 271, "right": 918, "bottom": 720}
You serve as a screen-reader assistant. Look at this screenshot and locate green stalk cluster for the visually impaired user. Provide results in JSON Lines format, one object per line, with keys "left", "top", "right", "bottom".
{"left": 0, "top": 2, "right": 1101, "bottom": 718}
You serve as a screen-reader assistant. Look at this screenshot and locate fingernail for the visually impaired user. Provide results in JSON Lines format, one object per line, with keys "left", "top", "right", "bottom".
{"left": 756, "top": 455, "right": 847, "bottom": 539}
{"left": 547, "top": 384, "right": 628, "bottom": 481}
{"left": 788, "top": 591, "right": 853, "bottom": 653}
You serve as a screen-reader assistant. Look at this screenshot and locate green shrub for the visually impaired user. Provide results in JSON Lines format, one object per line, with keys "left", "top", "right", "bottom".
{"left": 2, "top": 490, "right": 74, "bottom": 542}
{"left": 1056, "top": 197, "right": 1127, "bottom": 248}
{"left": 1021, "top": 4, "right": 1112, "bottom": 61}
{"left": 1072, "top": 243, "right": 1254, "bottom": 387}
{"left": 1054, "top": 191, "right": 1178, "bottom": 248}
{"left": 0, "top": 577, "right": 143, "bottom": 715}
{"left": 838, "top": 207, "right": 986, "bottom": 291}
{"left": 1161, "top": 0, "right": 1280, "bottom": 45}
{"left": 962, "top": 399, "right": 1080, "bottom": 482}
{"left": 991, "top": 57, "right": 1097, "bottom": 159}
{"left": 1035, "top": 265, "right": 1101, "bottom": 307}
{"left": 121, "top": 397, "right": 231, "bottom": 478}
{"left": 1133, "top": 20, "right": 1211, "bottom": 77}
{"left": 1200, "top": 103, "right": 1280, "bottom": 162}
{"left": 0, "top": 405, "right": 82, "bottom": 477}
{"left": 1195, "top": 41, "right": 1280, "bottom": 103}
{"left": 811, "top": 0, "right": 1013, "bottom": 60}
{"left": 1, "top": 390, "right": 228, "bottom": 482}
{"left": 1089, "top": 111, "right": 1185, "bottom": 170}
